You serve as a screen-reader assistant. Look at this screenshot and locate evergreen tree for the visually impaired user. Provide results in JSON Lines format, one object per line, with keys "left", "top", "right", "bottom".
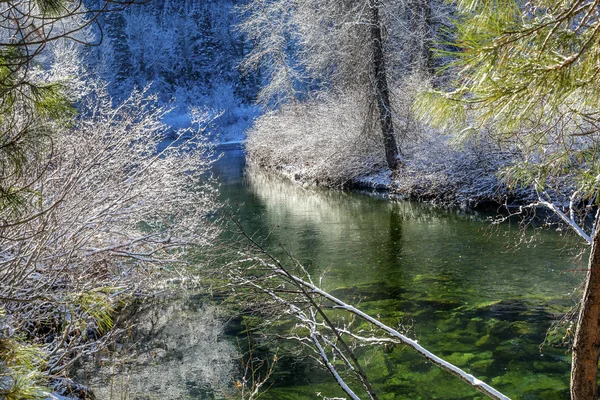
{"left": 195, "top": 8, "right": 218, "bottom": 85}
{"left": 106, "top": 12, "right": 134, "bottom": 86}
{"left": 238, "top": 0, "right": 304, "bottom": 107}
{"left": 419, "top": 1, "right": 600, "bottom": 398}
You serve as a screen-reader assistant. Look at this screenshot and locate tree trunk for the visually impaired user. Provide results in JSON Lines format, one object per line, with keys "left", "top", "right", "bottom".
{"left": 571, "top": 225, "right": 600, "bottom": 399}
{"left": 369, "top": 0, "right": 400, "bottom": 170}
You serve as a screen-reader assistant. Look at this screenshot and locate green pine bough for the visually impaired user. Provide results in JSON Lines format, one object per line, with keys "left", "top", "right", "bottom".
{"left": 418, "top": 1, "right": 600, "bottom": 399}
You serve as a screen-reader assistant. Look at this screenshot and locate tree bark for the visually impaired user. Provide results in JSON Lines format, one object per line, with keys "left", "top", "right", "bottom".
{"left": 571, "top": 224, "right": 600, "bottom": 399}
{"left": 369, "top": 0, "right": 400, "bottom": 170}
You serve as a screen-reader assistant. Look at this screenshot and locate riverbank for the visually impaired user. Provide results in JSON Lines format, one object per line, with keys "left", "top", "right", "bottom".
{"left": 244, "top": 99, "right": 537, "bottom": 210}
{"left": 351, "top": 167, "right": 535, "bottom": 210}
{"left": 245, "top": 155, "right": 535, "bottom": 211}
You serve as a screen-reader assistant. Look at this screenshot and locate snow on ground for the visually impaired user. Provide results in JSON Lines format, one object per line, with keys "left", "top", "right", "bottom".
{"left": 353, "top": 170, "right": 392, "bottom": 191}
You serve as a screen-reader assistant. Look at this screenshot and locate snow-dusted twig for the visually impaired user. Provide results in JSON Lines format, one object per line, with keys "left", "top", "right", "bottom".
{"left": 276, "top": 270, "right": 511, "bottom": 400}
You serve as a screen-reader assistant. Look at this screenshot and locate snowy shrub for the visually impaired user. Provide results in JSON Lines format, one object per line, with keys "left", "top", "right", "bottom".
{"left": 397, "top": 128, "right": 528, "bottom": 206}
{"left": 0, "top": 83, "right": 219, "bottom": 379}
{"left": 246, "top": 91, "right": 388, "bottom": 186}
{"left": 247, "top": 74, "right": 529, "bottom": 206}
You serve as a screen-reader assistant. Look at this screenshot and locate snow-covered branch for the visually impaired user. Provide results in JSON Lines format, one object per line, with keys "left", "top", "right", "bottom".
{"left": 227, "top": 245, "right": 510, "bottom": 400}
{"left": 279, "top": 270, "right": 510, "bottom": 400}
{"left": 535, "top": 199, "right": 592, "bottom": 244}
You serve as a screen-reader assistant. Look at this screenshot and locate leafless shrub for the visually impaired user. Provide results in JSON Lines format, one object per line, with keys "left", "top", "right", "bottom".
{"left": 246, "top": 91, "right": 387, "bottom": 186}
{"left": 0, "top": 82, "right": 219, "bottom": 381}
{"left": 397, "top": 126, "right": 524, "bottom": 207}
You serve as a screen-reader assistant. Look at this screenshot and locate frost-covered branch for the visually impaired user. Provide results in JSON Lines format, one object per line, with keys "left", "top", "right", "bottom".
{"left": 278, "top": 270, "right": 510, "bottom": 400}
{"left": 310, "top": 329, "right": 361, "bottom": 400}
{"left": 535, "top": 198, "right": 592, "bottom": 244}
{"left": 227, "top": 238, "right": 511, "bottom": 400}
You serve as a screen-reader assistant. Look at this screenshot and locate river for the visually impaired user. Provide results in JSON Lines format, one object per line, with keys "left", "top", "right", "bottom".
{"left": 213, "top": 148, "right": 580, "bottom": 400}
{"left": 81, "top": 148, "right": 581, "bottom": 399}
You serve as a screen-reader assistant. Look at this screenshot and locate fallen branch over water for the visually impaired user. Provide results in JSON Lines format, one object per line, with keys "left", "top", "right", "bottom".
{"left": 278, "top": 270, "right": 510, "bottom": 400}
{"left": 227, "top": 218, "right": 511, "bottom": 400}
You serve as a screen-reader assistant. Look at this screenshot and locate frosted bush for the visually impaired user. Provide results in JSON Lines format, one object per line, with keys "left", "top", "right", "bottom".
{"left": 0, "top": 83, "right": 219, "bottom": 377}
{"left": 246, "top": 92, "right": 387, "bottom": 186}
{"left": 398, "top": 128, "right": 526, "bottom": 206}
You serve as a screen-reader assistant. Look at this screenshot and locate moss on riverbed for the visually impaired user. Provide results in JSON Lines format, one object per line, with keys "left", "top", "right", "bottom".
{"left": 252, "top": 275, "right": 573, "bottom": 399}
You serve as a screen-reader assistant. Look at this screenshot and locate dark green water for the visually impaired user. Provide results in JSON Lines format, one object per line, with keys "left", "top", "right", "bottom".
{"left": 214, "top": 149, "right": 584, "bottom": 400}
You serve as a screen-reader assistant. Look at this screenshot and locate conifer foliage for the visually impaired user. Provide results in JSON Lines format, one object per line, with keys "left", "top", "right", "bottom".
{"left": 419, "top": 1, "right": 600, "bottom": 398}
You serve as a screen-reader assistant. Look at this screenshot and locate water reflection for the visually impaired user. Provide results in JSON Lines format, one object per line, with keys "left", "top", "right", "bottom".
{"left": 242, "top": 163, "right": 579, "bottom": 301}
{"left": 77, "top": 298, "right": 236, "bottom": 400}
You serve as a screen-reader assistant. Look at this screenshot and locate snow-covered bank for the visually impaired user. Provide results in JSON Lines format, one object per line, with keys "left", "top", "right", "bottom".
{"left": 215, "top": 140, "right": 244, "bottom": 151}
{"left": 161, "top": 100, "right": 259, "bottom": 144}
{"left": 248, "top": 156, "right": 534, "bottom": 210}
{"left": 245, "top": 97, "right": 534, "bottom": 209}
{"left": 350, "top": 169, "right": 534, "bottom": 209}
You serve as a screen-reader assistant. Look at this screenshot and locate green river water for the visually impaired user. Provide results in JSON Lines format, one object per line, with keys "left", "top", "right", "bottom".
{"left": 81, "top": 148, "right": 584, "bottom": 399}
{"left": 213, "top": 149, "right": 583, "bottom": 400}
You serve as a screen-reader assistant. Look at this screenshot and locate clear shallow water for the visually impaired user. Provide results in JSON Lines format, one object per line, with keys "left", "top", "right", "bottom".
{"left": 213, "top": 149, "right": 584, "bottom": 400}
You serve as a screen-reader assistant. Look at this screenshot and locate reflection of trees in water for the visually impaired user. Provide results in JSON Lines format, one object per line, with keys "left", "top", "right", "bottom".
{"left": 244, "top": 161, "right": 577, "bottom": 300}
{"left": 387, "top": 203, "right": 404, "bottom": 264}
{"left": 76, "top": 298, "right": 236, "bottom": 400}
{"left": 244, "top": 164, "right": 484, "bottom": 287}
{"left": 245, "top": 164, "right": 447, "bottom": 244}
{"left": 245, "top": 162, "right": 484, "bottom": 233}
{"left": 212, "top": 149, "right": 247, "bottom": 187}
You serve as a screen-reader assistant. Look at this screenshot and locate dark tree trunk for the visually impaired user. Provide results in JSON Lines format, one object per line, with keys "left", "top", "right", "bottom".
{"left": 571, "top": 225, "right": 600, "bottom": 399}
{"left": 369, "top": 0, "right": 400, "bottom": 170}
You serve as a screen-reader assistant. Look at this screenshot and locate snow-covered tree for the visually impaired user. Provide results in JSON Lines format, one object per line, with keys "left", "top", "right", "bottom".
{"left": 241, "top": 0, "right": 448, "bottom": 170}
{"left": 88, "top": 0, "right": 258, "bottom": 105}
